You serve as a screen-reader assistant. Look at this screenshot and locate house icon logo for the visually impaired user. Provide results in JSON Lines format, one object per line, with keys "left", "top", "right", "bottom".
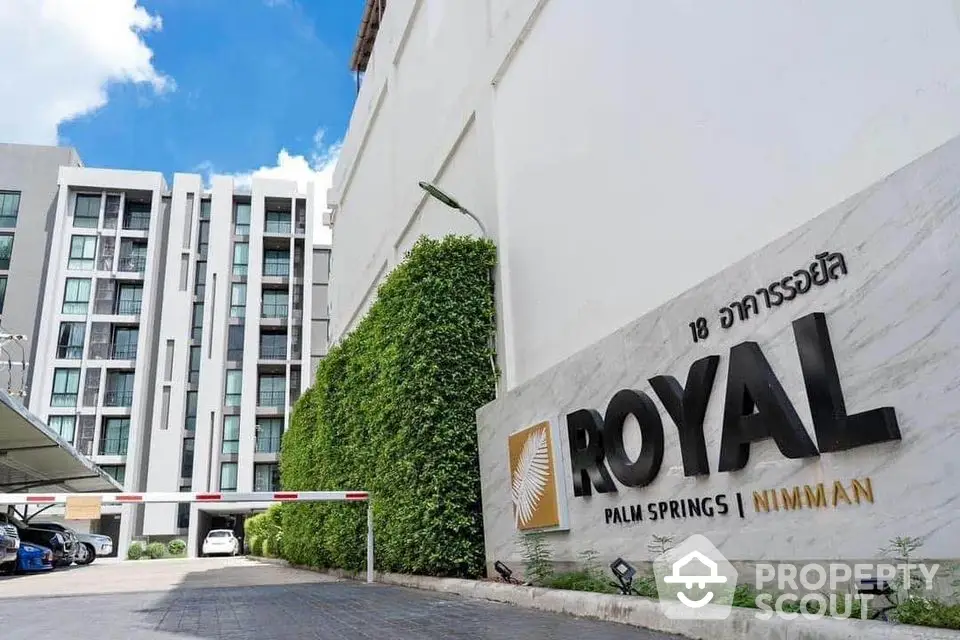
{"left": 653, "top": 534, "right": 738, "bottom": 620}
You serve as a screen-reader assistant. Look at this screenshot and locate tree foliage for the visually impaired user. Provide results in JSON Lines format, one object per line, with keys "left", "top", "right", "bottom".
{"left": 279, "top": 236, "right": 497, "bottom": 577}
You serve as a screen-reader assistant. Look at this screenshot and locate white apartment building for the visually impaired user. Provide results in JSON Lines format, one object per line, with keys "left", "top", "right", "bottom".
{"left": 327, "top": 0, "right": 960, "bottom": 392}
{"left": 28, "top": 167, "right": 326, "bottom": 557}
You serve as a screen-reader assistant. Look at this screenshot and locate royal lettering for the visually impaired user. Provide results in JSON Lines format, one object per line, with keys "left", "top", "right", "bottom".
{"left": 567, "top": 312, "right": 901, "bottom": 497}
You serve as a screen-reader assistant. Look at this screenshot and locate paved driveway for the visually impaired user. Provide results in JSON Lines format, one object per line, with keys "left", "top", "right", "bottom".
{"left": 0, "top": 557, "right": 681, "bottom": 639}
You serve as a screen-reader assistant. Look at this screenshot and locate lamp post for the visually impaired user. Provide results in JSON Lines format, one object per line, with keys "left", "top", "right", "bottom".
{"left": 418, "top": 181, "right": 488, "bottom": 238}
{"left": 418, "top": 181, "right": 499, "bottom": 397}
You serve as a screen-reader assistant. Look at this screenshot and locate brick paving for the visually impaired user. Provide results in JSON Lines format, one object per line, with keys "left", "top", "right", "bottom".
{"left": 0, "top": 558, "right": 682, "bottom": 639}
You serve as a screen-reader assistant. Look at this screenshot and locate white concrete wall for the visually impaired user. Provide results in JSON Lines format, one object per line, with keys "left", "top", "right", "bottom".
{"left": 328, "top": 0, "right": 960, "bottom": 389}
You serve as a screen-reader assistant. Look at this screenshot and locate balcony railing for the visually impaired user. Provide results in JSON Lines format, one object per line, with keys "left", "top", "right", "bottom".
{"left": 123, "top": 212, "right": 151, "bottom": 231}
{"left": 97, "top": 255, "right": 114, "bottom": 270}
{"left": 56, "top": 346, "right": 84, "bottom": 360}
{"left": 111, "top": 344, "right": 138, "bottom": 359}
{"left": 255, "top": 435, "right": 281, "bottom": 454}
{"left": 114, "top": 299, "right": 142, "bottom": 315}
{"left": 261, "top": 303, "right": 288, "bottom": 318}
{"left": 118, "top": 255, "right": 146, "bottom": 272}
{"left": 99, "top": 437, "right": 129, "bottom": 456}
{"left": 257, "top": 390, "right": 286, "bottom": 408}
{"left": 103, "top": 390, "right": 133, "bottom": 407}
{"left": 50, "top": 393, "right": 78, "bottom": 408}
{"left": 264, "top": 219, "right": 292, "bottom": 234}
{"left": 262, "top": 263, "right": 289, "bottom": 277}
{"left": 259, "top": 344, "right": 287, "bottom": 360}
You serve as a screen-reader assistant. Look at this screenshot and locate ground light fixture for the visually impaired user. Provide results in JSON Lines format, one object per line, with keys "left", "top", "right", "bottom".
{"left": 610, "top": 557, "right": 639, "bottom": 595}
{"left": 494, "top": 560, "right": 521, "bottom": 584}
{"left": 418, "top": 181, "right": 488, "bottom": 238}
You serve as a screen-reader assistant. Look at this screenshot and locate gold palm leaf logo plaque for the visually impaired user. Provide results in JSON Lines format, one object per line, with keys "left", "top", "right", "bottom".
{"left": 508, "top": 421, "right": 561, "bottom": 530}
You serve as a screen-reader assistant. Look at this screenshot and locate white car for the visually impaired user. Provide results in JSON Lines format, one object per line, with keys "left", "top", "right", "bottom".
{"left": 201, "top": 529, "right": 240, "bottom": 557}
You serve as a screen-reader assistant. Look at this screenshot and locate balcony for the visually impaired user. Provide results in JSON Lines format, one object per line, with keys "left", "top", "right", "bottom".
{"left": 103, "top": 390, "right": 133, "bottom": 407}
{"left": 114, "top": 300, "right": 142, "bottom": 315}
{"left": 123, "top": 211, "right": 151, "bottom": 231}
{"left": 259, "top": 344, "right": 287, "bottom": 360}
{"left": 257, "top": 390, "right": 286, "bottom": 408}
{"left": 262, "top": 263, "right": 289, "bottom": 277}
{"left": 118, "top": 255, "right": 146, "bottom": 272}
{"left": 264, "top": 219, "right": 292, "bottom": 234}
{"left": 99, "top": 437, "right": 128, "bottom": 456}
{"left": 255, "top": 435, "right": 281, "bottom": 454}
{"left": 50, "top": 393, "right": 78, "bottom": 408}
{"left": 111, "top": 344, "right": 137, "bottom": 359}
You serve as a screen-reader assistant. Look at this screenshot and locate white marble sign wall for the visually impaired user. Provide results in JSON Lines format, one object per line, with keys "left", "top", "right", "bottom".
{"left": 477, "top": 135, "right": 960, "bottom": 573}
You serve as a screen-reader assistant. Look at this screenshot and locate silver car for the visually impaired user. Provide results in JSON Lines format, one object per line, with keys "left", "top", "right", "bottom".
{"left": 31, "top": 522, "right": 113, "bottom": 565}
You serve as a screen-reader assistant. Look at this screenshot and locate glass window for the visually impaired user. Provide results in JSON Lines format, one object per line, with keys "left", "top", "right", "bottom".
{"left": 232, "top": 242, "right": 248, "bottom": 276}
{"left": 257, "top": 375, "right": 285, "bottom": 407}
{"left": 104, "top": 371, "right": 135, "bottom": 406}
{"left": 181, "top": 437, "right": 194, "bottom": 477}
{"left": 230, "top": 283, "right": 246, "bottom": 318}
{"left": 261, "top": 289, "right": 288, "bottom": 318}
{"left": 74, "top": 194, "right": 100, "bottom": 228}
{"left": 263, "top": 250, "right": 289, "bottom": 277}
{"left": 56, "top": 322, "right": 86, "bottom": 359}
{"left": 48, "top": 415, "right": 76, "bottom": 443}
{"left": 51, "top": 368, "right": 81, "bottom": 407}
{"left": 68, "top": 235, "right": 96, "bottom": 270}
{"left": 220, "top": 462, "right": 238, "bottom": 491}
{"left": 194, "top": 260, "right": 207, "bottom": 299}
{"left": 0, "top": 275, "right": 8, "bottom": 313}
{"left": 255, "top": 419, "right": 283, "bottom": 453}
{"left": 62, "top": 278, "right": 91, "bottom": 315}
{"left": 224, "top": 370, "right": 242, "bottom": 406}
{"left": 233, "top": 203, "right": 250, "bottom": 235}
{"left": 197, "top": 220, "right": 210, "bottom": 258}
{"left": 188, "top": 346, "right": 201, "bottom": 384}
{"left": 0, "top": 234, "right": 13, "bottom": 269}
{"left": 0, "top": 191, "right": 20, "bottom": 228}
{"left": 118, "top": 240, "right": 148, "bottom": 272}
{"left": 259, "top": 332, "right": 287, "bottom": 360}
{"left": 123, "top": 201, "right": 151, "bottom": 230}
{"left": 185, "top": 390, "right": 197, "bottom": 431}
{"left": 227, "top": 325, "right": 244, "bottom": 361}
{"left": 112, "top": 327, "right": 138, "bottom": 359}
{"left": 100, "top": 418, "right": 129, "bottom": 455}
{"left": 116, "top": 284, "right": 143, "bottom": 315}
{"left": 222, "top": 416, "right": 240, "bottom": 454}
{"left": 265, "top": 210, "right": 291, "bottom": 234}
{"left": 191, "top": 303, "right": 204, "bottom": 342}
{"left": 199, "top": 199, "right": 211, "bottom": 220}
{"left": 177, "top": 483, "right": 191, "bottom": 528}
{"left": 254, "top": 463, "right": 280, "bottom": 492}
{"left": 100, "top": 464, "right": 126, "bottom": 484}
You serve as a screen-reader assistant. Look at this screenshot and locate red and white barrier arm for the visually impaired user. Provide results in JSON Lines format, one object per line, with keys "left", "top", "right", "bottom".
{"left": 0, "top": 490, "right": 369, "bottom": 505}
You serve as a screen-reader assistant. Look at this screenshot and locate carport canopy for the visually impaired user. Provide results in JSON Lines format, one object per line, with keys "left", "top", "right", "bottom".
{"left": 0, "top": 389, "right": 121, "bottom": 493}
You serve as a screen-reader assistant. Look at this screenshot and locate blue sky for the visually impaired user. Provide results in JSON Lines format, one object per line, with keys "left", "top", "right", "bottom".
{"left": 62, "top": 0, "right": 362, "bottom": 179}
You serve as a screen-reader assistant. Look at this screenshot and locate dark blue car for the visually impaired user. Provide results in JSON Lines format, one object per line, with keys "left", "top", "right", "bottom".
{"left": 16, "top": 542, "right": 53, "bottom": 573}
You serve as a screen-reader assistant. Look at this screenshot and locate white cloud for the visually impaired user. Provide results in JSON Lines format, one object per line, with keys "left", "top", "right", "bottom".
{"left": 0, "top": 0, "right": 171, "bottom": 145}
{"left": 202, "top": 129, "right": 341, "bottom": 245}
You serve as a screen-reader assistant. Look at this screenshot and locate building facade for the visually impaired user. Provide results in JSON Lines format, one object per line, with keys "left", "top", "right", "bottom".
{"left": 0, "top": 143, "right": 82, "bottom": 402}
{"left": 326, "top": 0, "right": 960, "bottom": 394}
{"left": 27, "top": 166, "right": 323, "bottom": 557}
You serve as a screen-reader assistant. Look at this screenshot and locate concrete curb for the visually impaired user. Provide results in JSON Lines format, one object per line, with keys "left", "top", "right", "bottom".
{"left": 248, "top": 558, "right": 960, "bottom": 639}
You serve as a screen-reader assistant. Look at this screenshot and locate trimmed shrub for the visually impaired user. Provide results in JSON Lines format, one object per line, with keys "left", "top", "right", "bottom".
{"left": 145, "top": 542, "right": 166, "bottom": 559}
{"left": 167, "top": 539, "right": 186, "bottom": 556}
{"left": 280, "top": 236, "right": 497, "bottom": 578}
{"left": 262, "top": 536, "right": 274, "bottom": 558}
{"left": 249, "top": 536, "right": 263, "bottom": 557}
{"left": 127, "top": 542, "right": 143, "bottom": 560}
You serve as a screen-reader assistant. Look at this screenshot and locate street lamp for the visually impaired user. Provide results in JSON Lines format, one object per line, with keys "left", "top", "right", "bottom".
{"left": 418, "top": 181, "right": 488, "bottom": 237}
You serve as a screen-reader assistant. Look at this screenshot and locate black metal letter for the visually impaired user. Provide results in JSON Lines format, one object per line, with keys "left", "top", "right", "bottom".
{"left": 792, "top": 312, "right": 901, "bottom": 451}
{"left": 649, "top": 355, "right": 719, "bottom": 477}
{"left": 718, "top": 342, "right": 819, "bottom": 471}
{"left": 566, "top": 408, "right": 617, "bottom": 496}
{"left": 602, "top": 390, "right": 665, "bottom": 488}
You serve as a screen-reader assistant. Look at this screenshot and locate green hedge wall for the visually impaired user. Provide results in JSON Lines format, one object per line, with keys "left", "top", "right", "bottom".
{"left": 280, "top": 236, "right": 497, "bottom": 578}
